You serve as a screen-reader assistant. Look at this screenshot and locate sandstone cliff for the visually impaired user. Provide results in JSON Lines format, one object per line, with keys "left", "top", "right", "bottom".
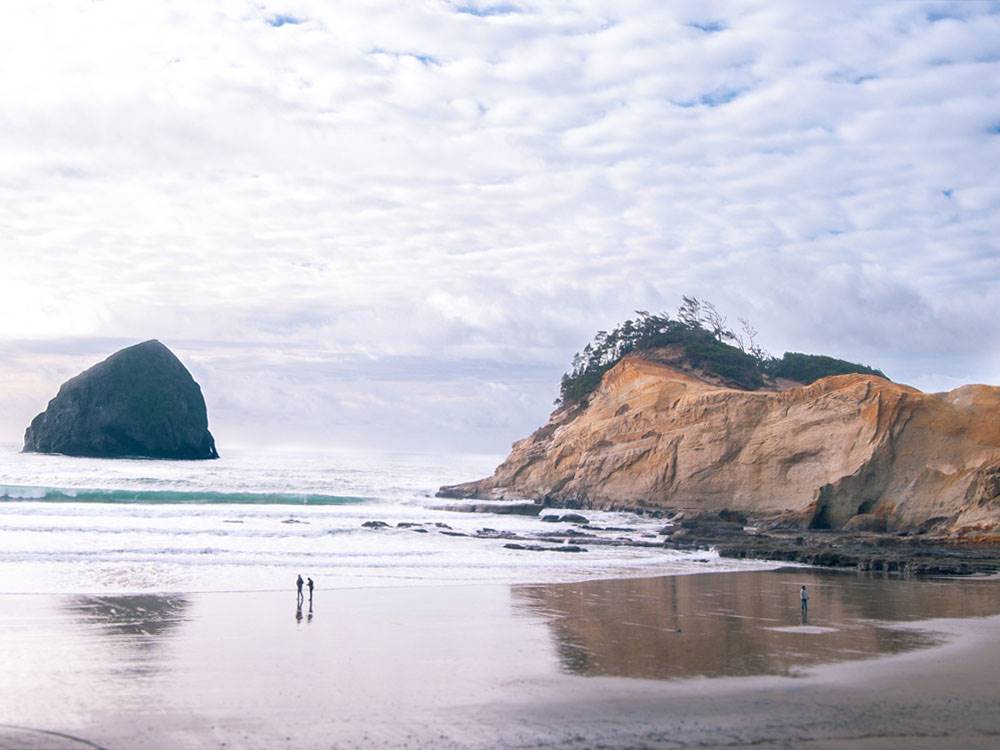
{"left": 440, "top": 353, "right": 1000, "bottom": 535}
{"left": 23, "top": 340, "right": 218, "bottom": 460}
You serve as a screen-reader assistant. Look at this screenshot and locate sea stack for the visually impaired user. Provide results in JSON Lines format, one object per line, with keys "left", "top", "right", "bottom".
{"left": 23, "top": 340, "right": 219, "bottom": 460}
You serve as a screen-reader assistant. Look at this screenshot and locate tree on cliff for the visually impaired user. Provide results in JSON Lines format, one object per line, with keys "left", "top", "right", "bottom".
{"left": 557, "top": 299, "right": 886, "bottom": 406}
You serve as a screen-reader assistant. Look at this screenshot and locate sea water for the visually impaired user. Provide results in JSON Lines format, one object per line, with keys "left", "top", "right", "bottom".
{"left": 0, "top": 444, "right": 771, "bottom": 594}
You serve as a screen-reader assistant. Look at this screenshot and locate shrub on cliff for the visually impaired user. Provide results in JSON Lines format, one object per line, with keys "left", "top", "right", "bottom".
{"left": 764, "top": 352, "right": 886, "bottom": 384}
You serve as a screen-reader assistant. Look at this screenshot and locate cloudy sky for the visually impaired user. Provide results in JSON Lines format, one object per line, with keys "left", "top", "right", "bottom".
{"left": 1, "top": 0, "right": 998, "bottom": 452}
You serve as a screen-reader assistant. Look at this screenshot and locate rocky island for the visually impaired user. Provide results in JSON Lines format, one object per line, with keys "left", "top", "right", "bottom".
{"left": 23, "top": 339, "right": 218, "bottom": 460}
{"left": 440, "top": 302, "right": 1000, "bottom": 571}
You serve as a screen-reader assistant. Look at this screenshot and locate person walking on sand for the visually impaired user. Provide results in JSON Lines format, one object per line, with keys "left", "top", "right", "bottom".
{"left": 307, "top": 577, "right": 314, "bottom": 604}
{"left": 800, "top": 585, "right": 809, "bottom": 622}
{"left": 296, "top": 574, "right": 304, "bottom": 604}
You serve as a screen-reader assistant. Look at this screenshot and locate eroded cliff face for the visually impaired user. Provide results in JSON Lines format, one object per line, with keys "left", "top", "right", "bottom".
{"left": 440, "top": 355, "right": 1000, "bottom": 535}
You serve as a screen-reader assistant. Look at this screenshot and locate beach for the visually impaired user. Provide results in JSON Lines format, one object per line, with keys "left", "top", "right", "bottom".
{"left": 2, "top": 568, "right": 999, "bottom": 749}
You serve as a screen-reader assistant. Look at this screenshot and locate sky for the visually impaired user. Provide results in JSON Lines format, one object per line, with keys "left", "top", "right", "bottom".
{"left": 1, "top": 0, "right": 998, "bottom": 453}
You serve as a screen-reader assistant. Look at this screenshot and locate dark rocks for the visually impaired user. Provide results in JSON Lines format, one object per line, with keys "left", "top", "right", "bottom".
{"left": 435, "top": 502, "right": 542, "bottom": 516}
{"left": 434, "top": 484, "right": 479, "bottom": 499}
{"left": 541, "top": 514, "right": 561, "bottom": 522}
{"left": 23, "top": 340, "right": 218, "bottom": 460}
{"left": 915, "top": 516, "right": 952, "bottom": 535}
{"left": 536, "top": 529, "right": 595, "bottom": 538}
{"left": 476, "top": 528, "right": 517, "bottom": 539}
{"left": 717, "top": 509, "right": 748, "bottom": 525}
{"left": 558, "top": 513, "right": 590, "bottom": 524}
{"left": 424, "top": 501, "right": 1000, "bottom": 574}
{"left": 668, "top": 523, "right": 1000, "bottom": 576}
{"left": 842, "top": 513, "right": 887, "bottom": 532}
{"left": 676, "top": 516, "right": 745, "bottom": 539}
{"left": 588, "top": 525, "right": 634, "bottom": 532}
{"left": 363, "top": 520, "right": 429, "bottom": 533}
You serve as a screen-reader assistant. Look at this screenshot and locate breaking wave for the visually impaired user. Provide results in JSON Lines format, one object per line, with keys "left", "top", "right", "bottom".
{"left": 0, "top": 485, "right": 369, "bottom": 506}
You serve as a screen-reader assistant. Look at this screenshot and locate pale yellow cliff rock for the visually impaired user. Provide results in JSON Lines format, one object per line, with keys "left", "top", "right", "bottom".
{"left": 442, "top": 355, "right": 1000, "bottom": 535}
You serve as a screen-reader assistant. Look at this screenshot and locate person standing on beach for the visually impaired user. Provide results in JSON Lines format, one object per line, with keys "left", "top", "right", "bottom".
{"left": 800, "top": 585, "right": 809, "bottom": 622}
{"left": 307, "top": 577, "right": 314, "bottom": 604}
{"left": 296, "top": 574, "right": 304, "bottom": 604}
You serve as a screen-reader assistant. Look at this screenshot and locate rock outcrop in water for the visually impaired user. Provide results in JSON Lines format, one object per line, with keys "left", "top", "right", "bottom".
{"left": 23, "top": 340, "right": 218, "bottom": 460}
{"left": 439, "top": 352, "right": 1000, "bottom": 537}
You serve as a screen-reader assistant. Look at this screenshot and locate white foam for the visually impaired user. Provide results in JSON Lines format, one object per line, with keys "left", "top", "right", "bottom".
{"left": 0, "top": 443, "right": 779, "bottom": 594}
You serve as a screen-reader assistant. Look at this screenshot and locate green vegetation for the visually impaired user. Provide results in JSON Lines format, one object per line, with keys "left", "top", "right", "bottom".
{"left": 557, "top": 297, "right": 888, "bottom": 406}
{"left": 764, "top": 352, "right": 886, "bottom": 384}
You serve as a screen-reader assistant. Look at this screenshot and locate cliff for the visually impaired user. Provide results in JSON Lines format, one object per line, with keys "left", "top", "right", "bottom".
{"left": 23, "top": 340, "right": 219, "bottom": 460}
{"left": 440, "top": 353, "right": 1000, "bottom": 536}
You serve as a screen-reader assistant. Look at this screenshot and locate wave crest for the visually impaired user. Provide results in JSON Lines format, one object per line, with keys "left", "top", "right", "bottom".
{"left": 0, "top": 485, "right": 369, "bottom": 506}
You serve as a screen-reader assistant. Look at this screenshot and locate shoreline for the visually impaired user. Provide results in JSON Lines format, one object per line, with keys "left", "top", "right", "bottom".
{"left": 2, "top": 569, "right": 999, "bottom": 749}
{"left": 0, "top": 561, "right": 793, "bottom": 598}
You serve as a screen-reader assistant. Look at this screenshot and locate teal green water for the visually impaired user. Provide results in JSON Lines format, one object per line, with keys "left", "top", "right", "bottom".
{"left": 0, "top": 486, "right": 370, "bottom": 505}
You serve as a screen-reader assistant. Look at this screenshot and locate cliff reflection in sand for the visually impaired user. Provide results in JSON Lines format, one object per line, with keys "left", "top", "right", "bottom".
{"left": 513, "top": 570, "right": 1000, "bottom": 680}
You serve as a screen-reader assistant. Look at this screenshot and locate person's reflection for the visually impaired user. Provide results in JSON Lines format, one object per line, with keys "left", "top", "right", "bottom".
{"left": 296, "top": 601, "right": 303, "bottom": 623}
{"left": 307, "top": 601, "right": 314, "bottom": 623}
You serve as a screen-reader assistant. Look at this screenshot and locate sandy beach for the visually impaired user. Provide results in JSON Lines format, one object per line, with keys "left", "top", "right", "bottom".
{"left": 2, "top": 568, "right": 999, "bottom": 749}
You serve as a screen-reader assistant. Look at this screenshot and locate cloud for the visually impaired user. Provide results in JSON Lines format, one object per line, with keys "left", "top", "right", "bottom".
{"left": 0, "top": 1, "right": 998, "bottom": 450}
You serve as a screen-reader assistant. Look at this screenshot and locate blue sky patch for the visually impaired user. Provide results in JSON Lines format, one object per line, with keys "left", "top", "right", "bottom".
{"left": 688, "top": 20, "right": 726, "bottom": 33}
{"left": 827, "top": 71, "right": 879, "bottom": 85}
{"left": 926, "top": 8, "right": 968, "bottom": 23}
{"left": 699, "top": 87, "right": 746, "bottom": 107}
{"left": 455, "top": 3, "right": 520, "bottom": 16}
{"left": 371, "top": 47, "right": 440, "bottom": 66}
{"left": 267, "top": 14, "right": 303, "bottom": 27}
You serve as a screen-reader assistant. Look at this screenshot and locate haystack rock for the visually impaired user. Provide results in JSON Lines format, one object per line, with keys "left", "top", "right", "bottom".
{"left": 23, "top": 340, "right": 218, "bottom": 460}
{"left": 439, "top": 353, "right": 1000, "bottom": 536}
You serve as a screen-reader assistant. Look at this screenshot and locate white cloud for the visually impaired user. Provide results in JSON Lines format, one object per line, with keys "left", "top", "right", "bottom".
{"left": 0, "top": 0, "right": 998, "bottom": 450}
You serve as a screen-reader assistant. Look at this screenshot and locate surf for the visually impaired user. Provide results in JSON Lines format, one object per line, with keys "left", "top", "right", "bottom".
{"left": 0, "top": 485, "right": 369, "bottom": 506}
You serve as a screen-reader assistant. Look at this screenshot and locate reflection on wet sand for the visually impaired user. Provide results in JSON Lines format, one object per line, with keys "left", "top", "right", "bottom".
{"left": 513, "top": 569, "right": 1000, "bottom": 680}
{"left": 63, "top": 594, "right": 188, "bottom": 652}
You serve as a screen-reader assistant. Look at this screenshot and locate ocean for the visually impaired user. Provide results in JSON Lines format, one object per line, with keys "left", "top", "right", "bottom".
{"left": 0, "top": 443, "right": 771, "bottom": 594}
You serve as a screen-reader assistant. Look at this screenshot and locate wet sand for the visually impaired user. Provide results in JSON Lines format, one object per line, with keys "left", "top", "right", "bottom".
{"left": 2, "top": 569, "right": 999, "bottom": 749}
